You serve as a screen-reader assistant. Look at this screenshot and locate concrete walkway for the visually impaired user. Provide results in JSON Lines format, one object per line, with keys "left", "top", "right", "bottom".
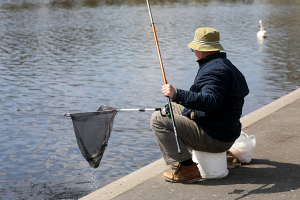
{"left": 81, "top": 88, "right": 300, "bottom": 200}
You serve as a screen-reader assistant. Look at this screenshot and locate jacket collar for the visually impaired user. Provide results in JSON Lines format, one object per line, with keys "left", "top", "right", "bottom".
{"left": 197, "top": 52, "right": 227, "bottom": 67}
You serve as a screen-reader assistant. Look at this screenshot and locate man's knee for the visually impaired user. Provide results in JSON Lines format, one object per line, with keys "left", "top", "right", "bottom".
{"left": 151, "top": 111, "right": 171, "bottom": 133}
{"left": 150, "top": 111, "right": 162, "bottom": 128}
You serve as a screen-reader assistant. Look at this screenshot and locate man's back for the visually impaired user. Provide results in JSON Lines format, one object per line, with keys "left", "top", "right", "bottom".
{"left": 177, "top": 52, "right": 249, "bottom": 142}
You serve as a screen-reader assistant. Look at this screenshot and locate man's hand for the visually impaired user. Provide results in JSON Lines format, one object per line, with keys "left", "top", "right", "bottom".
{"left": 162, "top": 83, "right": 175, "bottom": 98}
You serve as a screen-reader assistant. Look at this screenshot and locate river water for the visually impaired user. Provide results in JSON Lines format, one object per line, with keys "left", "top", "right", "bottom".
{"left": 0, "top": 0, "right": 299, "bottom": 199}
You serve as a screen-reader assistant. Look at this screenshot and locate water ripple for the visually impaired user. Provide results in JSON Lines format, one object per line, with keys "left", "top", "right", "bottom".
{"left": 0, "top": 1, "right": 300, "bottom": 199}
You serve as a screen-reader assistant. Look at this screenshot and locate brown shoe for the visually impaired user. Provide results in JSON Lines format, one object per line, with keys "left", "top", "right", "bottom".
{"left": 163, "top": 163, "right": 201, "bottom": 183}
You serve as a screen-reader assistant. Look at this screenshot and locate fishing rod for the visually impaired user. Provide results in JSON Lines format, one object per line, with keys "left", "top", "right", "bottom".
{"left": 146, "top": 0, "right": 181, "bottom": 154}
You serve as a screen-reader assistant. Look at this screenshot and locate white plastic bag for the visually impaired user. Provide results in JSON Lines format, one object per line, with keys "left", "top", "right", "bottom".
{"left": 229, "top": 131, "right": 256, "bottom": 163}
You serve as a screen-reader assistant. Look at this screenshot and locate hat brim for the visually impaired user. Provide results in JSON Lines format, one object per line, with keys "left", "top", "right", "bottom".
{"left": 188, "top": 40, "right": 224, "bottom": 51}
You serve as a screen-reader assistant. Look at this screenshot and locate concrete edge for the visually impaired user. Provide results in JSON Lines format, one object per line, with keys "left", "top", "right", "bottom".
{"left": 80, "top": 88, "right": 300, "bottom": 200}
{"left": 240, "top": 88, "right": 300, "bottom": 129}
{"left": 80, "top": 158, "right": 168, "bottom": 200}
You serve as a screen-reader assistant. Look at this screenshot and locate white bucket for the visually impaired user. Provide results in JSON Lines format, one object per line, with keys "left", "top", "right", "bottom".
{"left": 192, "top": 151, "right": 228, "bottom": 179}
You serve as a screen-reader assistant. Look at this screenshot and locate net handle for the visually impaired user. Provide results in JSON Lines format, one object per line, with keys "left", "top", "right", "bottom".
{"left": 64, "top": 108, "right": 164, "bottom": 117}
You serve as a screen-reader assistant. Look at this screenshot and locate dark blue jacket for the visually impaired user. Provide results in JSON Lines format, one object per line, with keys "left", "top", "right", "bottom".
{"left": 174, "top": 52, "right": 249, "bottom": 142}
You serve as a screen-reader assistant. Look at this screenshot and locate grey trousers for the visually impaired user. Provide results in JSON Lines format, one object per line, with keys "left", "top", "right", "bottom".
{"left": 150, "top": 103, "right": 234, "bottom": 165}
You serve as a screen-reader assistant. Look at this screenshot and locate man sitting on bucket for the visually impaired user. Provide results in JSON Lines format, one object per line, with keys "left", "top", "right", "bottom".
{"left": 150, "top": 27, "right": 249, "bottom": 183}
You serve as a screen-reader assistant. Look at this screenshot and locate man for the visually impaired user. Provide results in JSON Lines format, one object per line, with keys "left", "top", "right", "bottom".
{"left": 150, "top": 27, "right": 249, "bottom": 183}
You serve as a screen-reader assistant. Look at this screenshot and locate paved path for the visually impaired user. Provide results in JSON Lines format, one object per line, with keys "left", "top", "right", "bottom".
{"left": 81, "top": 88, "right": 300, "bottom": 200}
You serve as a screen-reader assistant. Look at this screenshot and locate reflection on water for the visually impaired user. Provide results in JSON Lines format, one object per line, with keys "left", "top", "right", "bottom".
{"left": 257, "top": 36, "right": 264, "bottom": 51}
{"left": 0, "top": 0, "right": 300, "bottom": 199}
{"left": 2, "top": 0, "right": 300, "bottom": 9}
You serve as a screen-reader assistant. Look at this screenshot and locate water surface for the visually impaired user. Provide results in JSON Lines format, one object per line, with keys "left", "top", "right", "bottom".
{"left": 0, "top": 0, "right": 300, "bottom": 199}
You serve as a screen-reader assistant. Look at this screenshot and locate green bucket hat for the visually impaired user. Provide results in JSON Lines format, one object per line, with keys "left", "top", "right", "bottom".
{"left": 188, "top": 27, "right": 224, "bottom": 51}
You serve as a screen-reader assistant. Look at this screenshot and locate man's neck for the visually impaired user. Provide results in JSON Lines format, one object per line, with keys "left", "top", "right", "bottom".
{"left": 202, "top": 51, "right": 220, "bottom": 57}
{"left": 195, "top": 51, "right": 220, "bottom": 60}
{"left": 196, "top": 51, "right": 226, "bottom": 66}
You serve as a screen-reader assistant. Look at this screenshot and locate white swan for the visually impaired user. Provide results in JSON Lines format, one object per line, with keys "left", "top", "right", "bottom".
{"left": 257, "top": 20, "right": 267, "bottom": 38}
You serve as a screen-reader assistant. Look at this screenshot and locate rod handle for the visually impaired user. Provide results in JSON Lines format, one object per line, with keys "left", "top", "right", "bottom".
{"left": 167, "top": 97, "right": 181, "bottom": 154}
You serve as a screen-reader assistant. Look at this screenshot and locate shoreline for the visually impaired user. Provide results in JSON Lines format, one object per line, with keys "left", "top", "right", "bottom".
{"left": 80, "top": 88, "right": 300, "bottom": 200}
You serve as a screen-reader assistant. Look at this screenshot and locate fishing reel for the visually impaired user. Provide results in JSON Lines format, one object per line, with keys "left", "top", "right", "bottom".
{"left": 165, "top": 103, "right": 172, "bottom": 119}
{"left": 158, "top": 103, "right": 172, "bottom": 119}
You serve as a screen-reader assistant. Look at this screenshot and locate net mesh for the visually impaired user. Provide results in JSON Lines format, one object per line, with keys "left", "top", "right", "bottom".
{"left": 70, "top": 106, "right": 118, "bottom": 168}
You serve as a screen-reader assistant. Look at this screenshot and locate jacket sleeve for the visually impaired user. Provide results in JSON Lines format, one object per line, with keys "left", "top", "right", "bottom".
{"left": 175, "top": 68, "right": 230, "bottom": 111}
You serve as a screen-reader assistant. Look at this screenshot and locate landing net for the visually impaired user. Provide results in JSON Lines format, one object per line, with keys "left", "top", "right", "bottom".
{"left": 70, "top": 106, "right": 118, "bottom": 168}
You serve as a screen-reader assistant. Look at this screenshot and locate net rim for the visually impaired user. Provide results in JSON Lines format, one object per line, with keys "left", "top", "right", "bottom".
{"left": 70, "top": 110, "right": 118, "bottom": 118}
